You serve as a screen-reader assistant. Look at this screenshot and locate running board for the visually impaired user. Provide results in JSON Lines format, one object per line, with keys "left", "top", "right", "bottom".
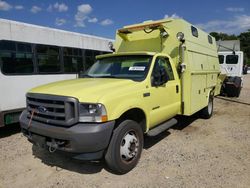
{"left": 147, "top": 118, "right": 177, "bottom": 137}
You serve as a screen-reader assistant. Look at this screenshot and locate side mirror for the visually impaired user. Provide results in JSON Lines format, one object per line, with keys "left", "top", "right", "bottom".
{"left": 152, "top": 67, "right": 169, "bottom": 86}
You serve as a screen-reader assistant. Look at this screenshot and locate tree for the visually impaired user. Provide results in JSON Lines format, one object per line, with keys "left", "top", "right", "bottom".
{"left": 239, "top": 30, "right": 250, "bottom": 65}
{"left": 210, "top": 32, "right": 238, "bottom": 41}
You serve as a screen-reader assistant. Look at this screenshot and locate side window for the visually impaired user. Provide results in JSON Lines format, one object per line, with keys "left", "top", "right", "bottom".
{"left": 226, "top": 55, "right": 238, "bottom": 64}
{"left": 208, "top": 35, "right": 213, "bottom": 44}
{"left": 153, "top": 57, "right": 174, "bottom": 80}
{"left": 218, "top": 55, "right": 224, "bottom": 64}
{"left": 0, "top": 40, "right": 15, "bottom": 51}
{"left": 63, "top": 47, "right": 83, "bottom": 73}
{"left": 85, "top": 50, "right": 102, "bottom": 71}
{"left": 85, "top": 50, "right": 95, "bottom": 71}
{"left": 191, "top": 26, "right": 198, "bottom": 37}
{"left": 36, "top": 44, "right": 60, "bottom": 73}
{"left": 101, "top": 51, "right": 111, "bottom": 55}
{"left": 0, "top": 40, "right": 34, "bottom": 74}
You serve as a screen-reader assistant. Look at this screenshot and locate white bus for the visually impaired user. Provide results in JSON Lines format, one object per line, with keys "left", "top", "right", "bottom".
{"left": 0, "top": 19, "right": 112, "bottom": 127}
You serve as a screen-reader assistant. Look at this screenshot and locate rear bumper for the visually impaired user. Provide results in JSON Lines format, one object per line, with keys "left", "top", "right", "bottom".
{"left": 0, "top": 109, "right": 24, "bottom": 127}
{"left": 20, "top": 110, "right": 115, "bottom": 159}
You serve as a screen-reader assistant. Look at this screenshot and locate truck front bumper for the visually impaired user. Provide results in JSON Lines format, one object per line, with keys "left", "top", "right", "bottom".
{"left": 19, "top": 110, "right": 115, "bottom": 160}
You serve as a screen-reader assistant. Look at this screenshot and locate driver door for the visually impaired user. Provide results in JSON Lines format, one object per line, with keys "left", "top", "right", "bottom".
{"left": 147, "top": 56, "right": 180, "bottom": 128}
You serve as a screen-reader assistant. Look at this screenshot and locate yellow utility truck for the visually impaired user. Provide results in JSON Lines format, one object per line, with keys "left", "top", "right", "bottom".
{"left": 20, "top": 18, "right": 221, "bottom": 174}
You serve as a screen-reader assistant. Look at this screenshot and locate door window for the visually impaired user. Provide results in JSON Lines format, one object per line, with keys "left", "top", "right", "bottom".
{"left": 153, "top": 57, "right": 174, "bottom": 80}
{"left": 219, "top": 55, "right": 224, "bottom": 64}
{"left": 226, "top": 55, "right": 238, "bottom": 64}
{"left": 0, "top": 40, "right": 34, "bottom": 74}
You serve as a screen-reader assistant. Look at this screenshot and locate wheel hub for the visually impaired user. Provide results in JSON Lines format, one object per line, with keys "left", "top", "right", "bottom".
{"left": 120, "top": 131, "right": 139, "bottom": 161}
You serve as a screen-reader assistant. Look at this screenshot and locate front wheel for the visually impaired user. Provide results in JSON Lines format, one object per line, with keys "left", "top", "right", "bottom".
{"left": 105, "top": 120, "right": 143, "bottom": 174}
{"left": 200, "top": 94, "right": 214, "bottom": 119}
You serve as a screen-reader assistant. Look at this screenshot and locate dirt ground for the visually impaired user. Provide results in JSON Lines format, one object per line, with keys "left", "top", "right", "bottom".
{"left": 0, "top": 75, "right": 250, "bottom": 188}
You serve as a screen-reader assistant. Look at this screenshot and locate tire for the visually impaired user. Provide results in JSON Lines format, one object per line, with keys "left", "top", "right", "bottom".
{"left": 105, "top": 120, "right": 143, "bottom": 174}
{"left": 200, "top": 94, "right": 214, "bottom": 119}
{"left": 234, "top": 77, "right": 242, "bottom": 98}
{"left": 225, "top": 77, "right": 242, "bottom": 97}
{"left": 235, "top": 86, "right": 242, "bottom": 98}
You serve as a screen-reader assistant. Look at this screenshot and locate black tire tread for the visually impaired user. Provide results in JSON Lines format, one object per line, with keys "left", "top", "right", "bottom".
{"left": 200, "top": 94, "right": 214, "bottom": 119}
{"left": 105, "top": 120, "right": 143, "bottom": 174}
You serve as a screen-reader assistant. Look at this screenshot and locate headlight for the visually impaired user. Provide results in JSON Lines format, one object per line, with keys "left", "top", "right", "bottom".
{"left": 79, "top": 103, "right": 108, "bottom": 123}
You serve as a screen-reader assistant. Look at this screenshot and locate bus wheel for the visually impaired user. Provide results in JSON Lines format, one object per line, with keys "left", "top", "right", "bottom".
{"left": 200, "top": 94, "right": 214, "bottom": 119}
{"left": 105, "top": 120, "right": 143, "bottom": 174}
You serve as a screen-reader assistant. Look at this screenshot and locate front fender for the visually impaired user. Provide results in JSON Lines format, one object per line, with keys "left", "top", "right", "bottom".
{"left": 106, "top": 98, "right": 150, "bottom": 132}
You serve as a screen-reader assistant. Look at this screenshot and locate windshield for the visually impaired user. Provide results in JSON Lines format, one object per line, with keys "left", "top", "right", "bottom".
{"left": 83, "top": 55, "right": 152, "bottom": 81}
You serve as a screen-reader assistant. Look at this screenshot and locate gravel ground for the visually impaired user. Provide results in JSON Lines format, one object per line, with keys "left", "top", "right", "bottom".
{"left": 0, "top": 74, "right": 250, "bottom": 188}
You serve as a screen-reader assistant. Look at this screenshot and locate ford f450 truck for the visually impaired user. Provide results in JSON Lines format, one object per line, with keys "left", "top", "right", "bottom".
{"left": 20, "top": 18, "right": 222, "bottom": 174}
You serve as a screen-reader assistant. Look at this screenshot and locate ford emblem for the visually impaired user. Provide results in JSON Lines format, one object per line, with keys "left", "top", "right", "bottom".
{"left": 37, "top": 106, "right": 47, "bottom": 113}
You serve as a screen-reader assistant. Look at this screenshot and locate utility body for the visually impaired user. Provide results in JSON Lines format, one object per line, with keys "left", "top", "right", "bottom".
{"left": 20, "top": 18, "right": 222, "bottom": 174}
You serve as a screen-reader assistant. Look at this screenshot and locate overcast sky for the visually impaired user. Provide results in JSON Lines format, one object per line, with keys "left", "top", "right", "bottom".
{"left": 0, "top": 0, "right": 250, "bottom": 39}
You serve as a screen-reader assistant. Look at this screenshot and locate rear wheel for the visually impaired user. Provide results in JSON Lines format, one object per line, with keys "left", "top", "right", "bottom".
{"left": 200, "top": 94, "right": 214, "bottom": 119}
{"left": 105, "top": 120, "right": 143, "bottom": 174}
{"left": 234, "top": 77, "right": 242, "bottom": 98}
{"left": 225, "top": 77, "right": 242, "bottom": 97}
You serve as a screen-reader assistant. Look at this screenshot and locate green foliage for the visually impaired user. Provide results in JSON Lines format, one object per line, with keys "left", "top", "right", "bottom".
{"left": 238, "top": 31, "right": 250, "bottom": 65}
{"left": 210, "top": 32, "right": 238, "bottom": 41}
{"left": 210, "top": 30, "right": 250, "bottom": 65}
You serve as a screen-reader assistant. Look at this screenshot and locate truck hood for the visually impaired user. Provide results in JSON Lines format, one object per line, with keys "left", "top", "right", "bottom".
{"left": 29, "top": 78, "right": 139, "bottom": 103}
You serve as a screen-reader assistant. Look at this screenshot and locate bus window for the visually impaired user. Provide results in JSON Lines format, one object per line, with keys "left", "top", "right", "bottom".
{"left": 84, "top": 50, "right": 111, "bottom": 71}
{"left": 85, "top": 49, "right": 95, "bottom": 70}
{"left": 101, "top": 51, "right": 111, "bottom": 55}
{"left": 226, "top": 55, "right": 238, "bottom": 64}
{"left": 218, "top": 55, "right": 224, "bottom": 64}
{"left": 17, "top": 43, "right": 32, "bottom": 52}
{"left": 93, "top": 50, "right": 101, "bottom": 57}
{"left": 0, "top": 40, "right": 15, "bottom": 51}
{"left": 0, "top": 40, "right": 34, "bottom": 74}
{"left": 36, "top": 44, "right": 60, "bottom": 73}
{"left": 63, "top": 47, "right": 83, "bottom": 73}
{"left": 73, "top": 48, "right": 81, "bottom": 56}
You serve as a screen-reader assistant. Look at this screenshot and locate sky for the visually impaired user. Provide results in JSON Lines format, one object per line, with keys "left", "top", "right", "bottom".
{"left": 0, "top": 0, "right": 250, "bottom": 39}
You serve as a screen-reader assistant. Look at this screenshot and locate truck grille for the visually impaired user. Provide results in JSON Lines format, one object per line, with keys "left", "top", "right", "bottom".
{"left": 26, "top": 93, "right": 78, "bottom": 127}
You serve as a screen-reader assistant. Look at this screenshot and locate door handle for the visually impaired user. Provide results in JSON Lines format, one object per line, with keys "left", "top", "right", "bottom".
{"left": 176, "top": 85, "right": 179, "bottom": 93}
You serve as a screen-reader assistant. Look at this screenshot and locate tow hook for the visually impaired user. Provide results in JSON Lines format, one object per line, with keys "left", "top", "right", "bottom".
{"left": 47, "top": 139, "right": 65, "bottom": 153}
